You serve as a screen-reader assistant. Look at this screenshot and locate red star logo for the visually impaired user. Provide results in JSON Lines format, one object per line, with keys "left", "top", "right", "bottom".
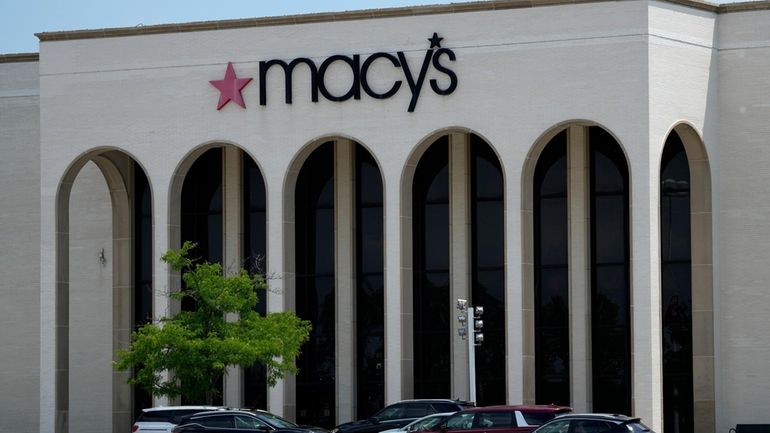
{"left": 210, "top": 62, "right": 253, "bottom": 110}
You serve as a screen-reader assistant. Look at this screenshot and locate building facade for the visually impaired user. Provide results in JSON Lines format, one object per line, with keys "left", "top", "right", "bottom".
{"left": 1, "top": 0, "right": 770, "bottom": 432}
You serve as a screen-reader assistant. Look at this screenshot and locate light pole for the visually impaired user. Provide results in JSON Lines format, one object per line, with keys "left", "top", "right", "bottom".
{"left": 456, "top": 298, "right": 483, "bottom": 403}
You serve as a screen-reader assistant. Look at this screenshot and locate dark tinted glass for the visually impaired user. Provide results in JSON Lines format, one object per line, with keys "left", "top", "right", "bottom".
{"left": 180, "top": 148, "right": 224, "bottom": 405}
{"left": 413, "top": 138, "right": 451, "bottom": 398}
{"left": 405, "top": 403, "right": 432, "bottom": 417}
{"left": 572, "top": 420, "right": 616, "bottom": 432}
{"left": 133, "top": 164, "right": 153, "bottom": 420}
{"left": 376, "top": 403, "right": 407, "bottom": 420}
{"left": 295, "top": 142, "right": 336, "bottom": 427}
{"left": 200, "top": 414, "right": 234, "bottom": 427}
{"left": 356, "top": 147, "right": 385, "bottom": 418}
{"left": 660, "top": 132, "right": 693, "bottom": 433}
{"left": 536, "top": 420, "right": 570, "bottom": 433}
{"left": 254, "top": 410, "right": 297, "bottom": 428}
{"left": 475, "top": 411, "right": 514, "bottom": 427}
{"left": 433, "top": 403, "right": 462, "bottom": 412}
{"left": 589, "top": 127, "right": 631, "bottom": 415}
{"left": 470, "top": 136, "right": 506, "bottom": 405}
{"left": 181, "top": 148, "right": 223, "bottom": 268}
{"left": 243, "top": 155, "right": 268, "bottom": 410}
{"left": 534, "top": 130, "right": 570, "bottom": 406}
{"left": 173, "top": 410, "right": 213, "bottom": 423}
{"left": 235, "top": 415, "right": 265, "bottom": 429}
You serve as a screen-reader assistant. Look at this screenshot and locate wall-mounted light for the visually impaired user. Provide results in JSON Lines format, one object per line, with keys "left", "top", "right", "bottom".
{"left": 98, "top": 248, "right": 107, "bottom": 266}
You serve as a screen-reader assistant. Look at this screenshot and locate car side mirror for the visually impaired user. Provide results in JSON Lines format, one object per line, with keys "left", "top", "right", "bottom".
{"left": 369, "top": 417, "right": 380, "bottom": 424}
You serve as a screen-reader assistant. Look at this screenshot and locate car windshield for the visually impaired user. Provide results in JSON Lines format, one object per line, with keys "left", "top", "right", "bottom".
{"left": 255, "top": 411, "right": 298, "bottom": 428}
{"left": 375, "top": 405, "right": 407, "bottom": 421}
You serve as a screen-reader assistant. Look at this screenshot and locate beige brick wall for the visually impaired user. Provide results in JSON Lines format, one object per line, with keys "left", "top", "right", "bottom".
{"left": 717, "top": 8, "right": 770, "bottom": 432}
{"left": 0, "top": 60, "right": 40, "bottom": 433}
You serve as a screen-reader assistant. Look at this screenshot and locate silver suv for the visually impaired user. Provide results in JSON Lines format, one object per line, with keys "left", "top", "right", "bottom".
{"left": 131, "top": 406, "right": 223, "bottom": 433}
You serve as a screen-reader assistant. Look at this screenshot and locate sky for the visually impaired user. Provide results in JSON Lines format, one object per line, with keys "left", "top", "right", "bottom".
{"left": 0, "top": 0, "right": 453, "bottom": 54}
{"left": 0, "top": 0, "right": 757, "bottom": 54}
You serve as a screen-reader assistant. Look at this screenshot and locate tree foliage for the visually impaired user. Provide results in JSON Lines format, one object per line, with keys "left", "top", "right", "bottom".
{"left": 114, "top": 241, "right": 311, "bottom": 403}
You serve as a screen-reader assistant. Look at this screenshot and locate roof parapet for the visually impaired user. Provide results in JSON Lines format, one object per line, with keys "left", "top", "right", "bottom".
{"left": 31, "top": 0, "right": 770, "bottom": 45}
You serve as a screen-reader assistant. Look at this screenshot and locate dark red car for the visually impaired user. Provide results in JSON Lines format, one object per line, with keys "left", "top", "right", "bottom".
{"left": 436, "top": 405, "right": 572, "bottom": 433}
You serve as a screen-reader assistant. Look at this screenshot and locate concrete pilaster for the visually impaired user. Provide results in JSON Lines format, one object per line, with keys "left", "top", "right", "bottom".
{"left": 390, "top": 159, "right": 407, "bottom": 403}
{"left": 271, "top": 152, "right": 293, "bottom": 418}
{"left": 568, "top": 126, "right": 590, "bottom": 411}
{"left": 335, "top": 139, "right": 356, "bottom": 422}
{"left": 223, "top": 147, "right": 244, "bottom": 408}
{"left": 109, "top": 157, "right": 132, "bottom": 433}
{"left": 449, "top": 133, "right": 471, "bottom": 400}
{"left": 154, "top": 167, "right": 175, "bottom": 408}
{"left": 631, "top": 139, "right": 663, "bottom": 433}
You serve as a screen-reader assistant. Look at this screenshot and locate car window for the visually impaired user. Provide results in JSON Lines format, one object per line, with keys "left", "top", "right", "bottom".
{"left": 410, "top": 415, "right": 445, "bottom": 432}
{"left": 255, "top": 411, "right": 297, "bottom": 428}
{"left": 236, "top": 415, "right": 267, "bottom": 429}
{"left": 433, "top": 403, "right": 461, "bottom": 413}
{"left": 410, "top": 417, "right": 436, "bottom": 431}
{"left": 173, "top": 410, "right": 211, "bottom": 424}
{"left": 405, "top": 403, "right": 431, "bottom": 418}
{"left": 445, "top": 413, "right": 475, "bottom": 430}
{"left": 534, "top": 420, "right": 570, "bottom": 433}
{"left": 571, "top": 420, "right": 616, "bottom": 433}
{"left": 475, "top": 412, "right": 515, "bottom": 428}
{"left": 137, "top": 410, "right": 174, "bottom": 422}
{"left": 200, "top": 414, "right": 234, "bottom": 428}
{"left": 376, "top": 404, "right": 408, "bottom": 421}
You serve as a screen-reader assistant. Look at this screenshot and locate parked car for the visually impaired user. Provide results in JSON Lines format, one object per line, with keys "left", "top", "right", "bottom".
{"left": 379, "top": 412, "right": 457, "bottom": 433}
{"left": 132, "top": 406, "right": 224, "bottom": 433}
{"left": 333, "top": 399, "right": 474, "bottom": 433}
{"left": 437, "top": 405, "right": 572, "bottom": 433}
{"left": 531, "top": 413, "right": 654, "bottom": 433}
{"left": 172, "top": 409, "right": 329, "bottom": 433}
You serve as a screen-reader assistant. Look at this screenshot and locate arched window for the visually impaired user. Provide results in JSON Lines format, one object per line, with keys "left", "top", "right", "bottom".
{"left": 533, "top": 130, "right": 570, "bottom": 406}
{"left": 356, "top": 147, "right": 385, "bottom": 417}
{"left": 412, "top": 137, "right": 451, "bottom": 398}
{"left": 471, "top": 136, "right": 506, "bottom": 405}
{"left": 660, "top": 131, "right": 693, "bottom": 433}
{"left": 180, "top": 147, "right": 224, "bottom": 404}
{"left": 295, "top": 142, "right": 336, "bottom": 426}
{"left": 589, "top": 127, "right": 631, "bottom": 415}
{"left": 181, "top": 148, "right": 223, "bottom": 269}
{"left": 292, "top": 139, "right": 385, "bottom": 425}
{"left": 530, "top": 125, "right": 631, "bottom": 414}
{"left": 412, "top": 133, "right": 505, "bottom": 404}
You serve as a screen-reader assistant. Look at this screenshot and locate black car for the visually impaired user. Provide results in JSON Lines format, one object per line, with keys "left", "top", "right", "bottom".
{"left": 332, "top": 400, "right": 474, "bottom": 433}
{"left": 532, "top": 413, "right": 654, "bottom": 433}
{"left": 172, "top": 409, "right": 329, "bottom": 433}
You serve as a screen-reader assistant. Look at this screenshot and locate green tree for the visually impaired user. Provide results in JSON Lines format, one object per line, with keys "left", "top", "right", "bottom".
{"left": 114, "top": 241, "right": 311, "bottom": 404}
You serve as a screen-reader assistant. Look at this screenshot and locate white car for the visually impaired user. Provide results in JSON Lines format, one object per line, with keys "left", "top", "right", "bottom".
{"left": 379, "top": 412, "right": 457, "bottom": 433}
{"left": 131, "top": 406, "right": 223, "bottom": 433}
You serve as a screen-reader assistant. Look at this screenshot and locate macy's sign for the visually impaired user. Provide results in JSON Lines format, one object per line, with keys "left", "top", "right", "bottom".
{"left": 210, "top": 33, "right": 457, "bottom": 113}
